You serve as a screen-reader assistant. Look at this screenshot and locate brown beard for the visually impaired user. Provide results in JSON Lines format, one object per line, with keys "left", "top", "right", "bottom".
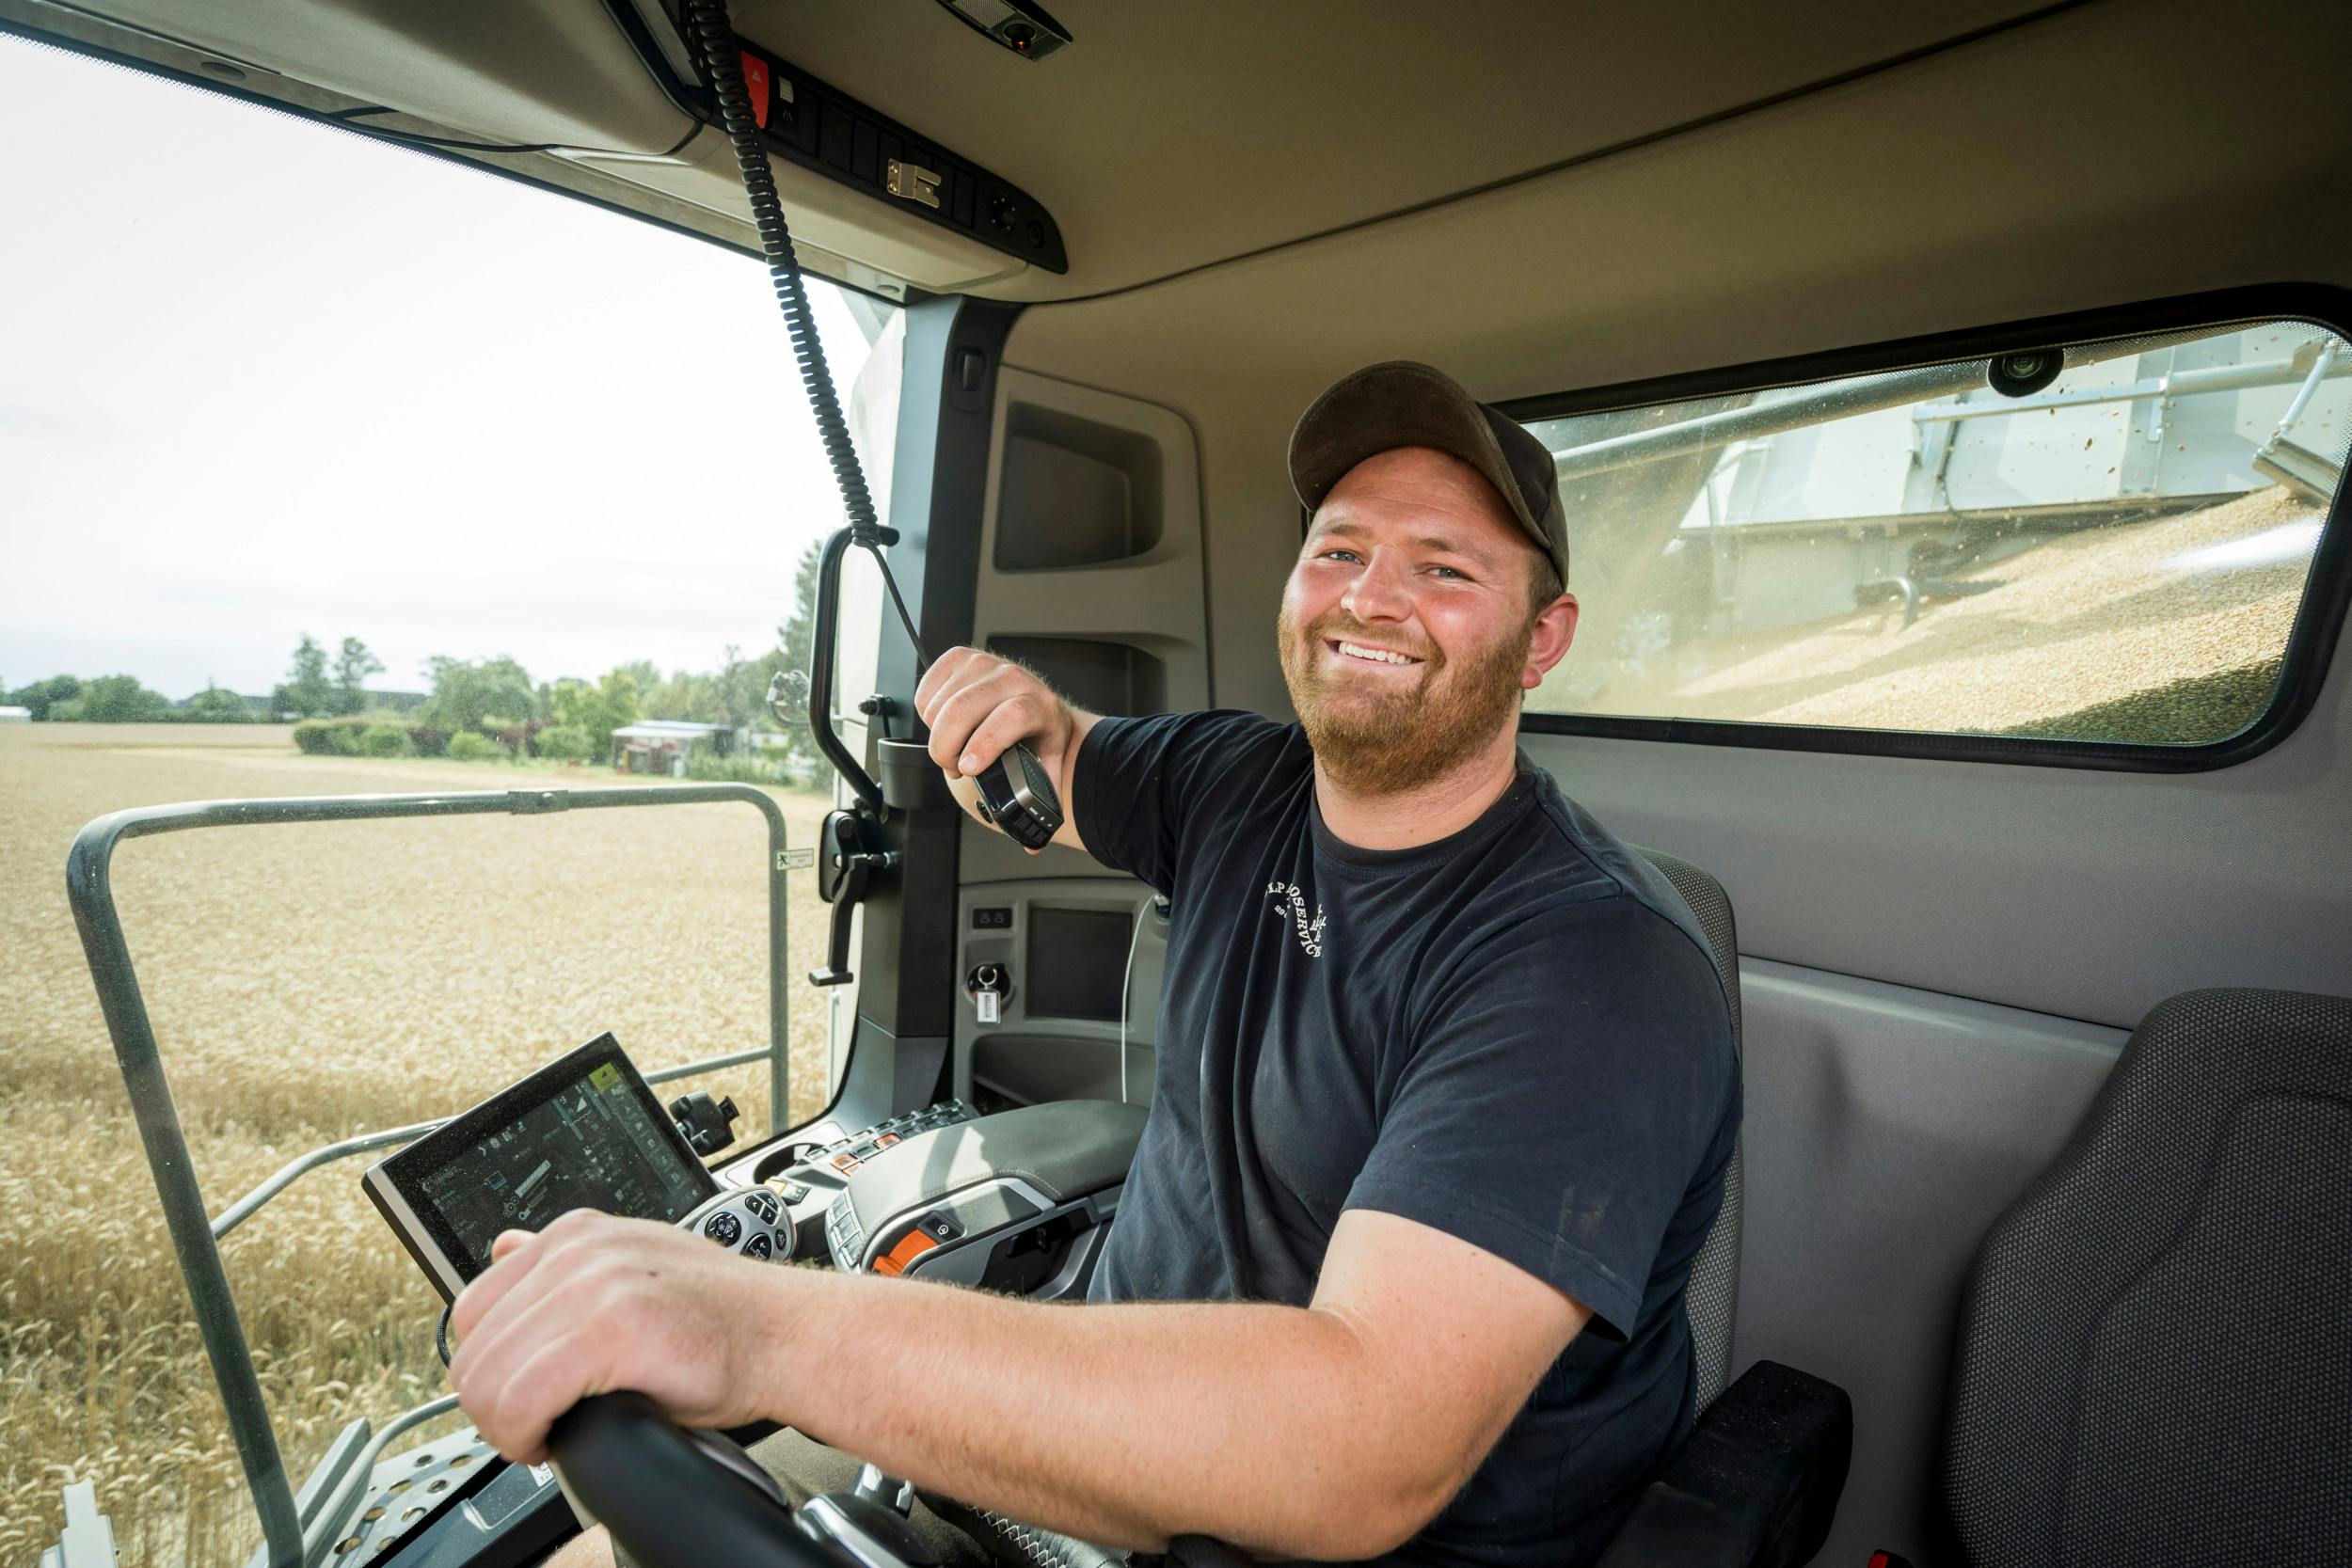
{"left": 1278, "top": 604, "right": 1529, "bottom": 795}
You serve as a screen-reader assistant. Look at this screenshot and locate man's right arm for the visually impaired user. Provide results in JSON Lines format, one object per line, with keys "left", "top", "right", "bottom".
{"left": 913, "top": 646, "right": 1101, "bottom": 854}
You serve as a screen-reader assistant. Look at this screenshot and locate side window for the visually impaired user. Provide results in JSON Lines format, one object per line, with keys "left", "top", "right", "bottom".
{"left": 1523, "top": 320, "right": 2351, "bottom": 757}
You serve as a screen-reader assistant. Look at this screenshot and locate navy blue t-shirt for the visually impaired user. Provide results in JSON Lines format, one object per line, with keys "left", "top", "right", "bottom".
{"left": 1075, "top": 711, "right": 1740, "bottom": 1568}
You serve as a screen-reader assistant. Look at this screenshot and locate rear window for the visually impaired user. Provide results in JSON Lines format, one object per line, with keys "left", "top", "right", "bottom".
{"left": 1521, "top": 317, "right": 2351, "bottom": 761}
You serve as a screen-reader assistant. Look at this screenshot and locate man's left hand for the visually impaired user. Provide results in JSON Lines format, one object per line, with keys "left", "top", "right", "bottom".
{"left": 447, "top": 1209, "right": 788, "bottom": 1464}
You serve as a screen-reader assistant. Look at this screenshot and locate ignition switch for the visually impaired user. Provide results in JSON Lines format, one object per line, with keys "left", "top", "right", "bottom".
{"left": 967, "top": 962, "right": 1011, "bottom": 1025}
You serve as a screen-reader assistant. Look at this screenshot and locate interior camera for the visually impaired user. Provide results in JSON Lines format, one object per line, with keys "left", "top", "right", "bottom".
{"left": 933, "top": 0, "right": 1072, "bottom": 60}
{"left": 1986, "top": 350, "right": 2063, "bottom": 399}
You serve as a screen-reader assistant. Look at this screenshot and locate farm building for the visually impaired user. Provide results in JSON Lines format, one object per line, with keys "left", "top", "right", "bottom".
{"left": 0, "top": 705, "right": 29, "bottom": 723}
{"left": 610, "top": 719, "right": 729, "bottom": 776}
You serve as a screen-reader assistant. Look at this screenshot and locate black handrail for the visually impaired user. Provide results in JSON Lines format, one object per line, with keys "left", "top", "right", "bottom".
{"left": 66, "top": 783, "right": 793, "bottom": 1568}
{"left": 808, "top": 526, "right": 890, "bottom": 813}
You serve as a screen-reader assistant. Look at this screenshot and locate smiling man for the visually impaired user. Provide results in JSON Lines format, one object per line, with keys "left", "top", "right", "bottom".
{"left": 452, "top": 362, "right": 1740, "bottom": 1568}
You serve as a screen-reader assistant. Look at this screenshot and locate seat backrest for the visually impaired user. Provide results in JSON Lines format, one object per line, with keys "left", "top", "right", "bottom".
{"left": 1635, "top": 847, "right": 1744, "bottom": 1413}
{"left": 1943, "top": 988, "right": 2352, "bottom": 1566}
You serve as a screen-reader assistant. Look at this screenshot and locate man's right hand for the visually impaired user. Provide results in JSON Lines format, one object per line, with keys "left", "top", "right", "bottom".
{"left": 914, "top": 646, "right": 1097, "bottom": 852}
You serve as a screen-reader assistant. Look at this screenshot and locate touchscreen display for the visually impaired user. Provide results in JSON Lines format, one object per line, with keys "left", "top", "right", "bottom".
{"left": 373, "top": 1037, "right": 718, "bottom": 1292}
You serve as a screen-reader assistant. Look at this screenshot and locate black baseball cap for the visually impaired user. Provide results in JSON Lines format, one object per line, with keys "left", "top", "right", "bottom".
{"left": 1288, "top": 360, "right": 1570, "bottom": 586}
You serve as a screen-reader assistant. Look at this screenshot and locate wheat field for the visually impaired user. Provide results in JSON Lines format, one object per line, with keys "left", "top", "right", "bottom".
{"left": 0, "top": 723, "right": 837, "bottom": 1565}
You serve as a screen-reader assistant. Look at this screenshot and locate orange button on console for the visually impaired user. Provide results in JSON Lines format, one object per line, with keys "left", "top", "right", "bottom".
{"left": 872, "top": 1227, "right": 940, "bottom": 1276}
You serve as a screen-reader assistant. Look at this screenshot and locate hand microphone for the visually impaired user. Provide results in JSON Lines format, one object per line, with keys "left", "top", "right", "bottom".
{"left": 782, "top": 588, "right": 1065, "bottom": 849}
{"left": 962, "top": 741, "right": 1062, "bottom": 850}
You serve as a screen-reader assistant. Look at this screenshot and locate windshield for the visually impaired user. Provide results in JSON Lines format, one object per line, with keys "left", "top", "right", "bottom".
{"left": 0, "top": 35, "right": 890, "bottom": 1565}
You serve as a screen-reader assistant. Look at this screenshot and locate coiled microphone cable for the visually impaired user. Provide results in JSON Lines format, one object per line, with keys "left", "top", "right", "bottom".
{"left": 684, "top": 0, "right": 1065, "bottom": 848}
{"left": 680, "top": 0, "right": 880, "bottom": 544}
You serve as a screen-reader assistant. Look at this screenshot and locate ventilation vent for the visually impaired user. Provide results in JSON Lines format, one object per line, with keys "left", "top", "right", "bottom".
{"left": 994, "top": 403, "right": 1165, "bottom": 571}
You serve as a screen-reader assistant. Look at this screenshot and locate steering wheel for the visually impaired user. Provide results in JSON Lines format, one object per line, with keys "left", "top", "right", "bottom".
{"left": 548, "top": 1393, "right": 884, "bottom": 1568}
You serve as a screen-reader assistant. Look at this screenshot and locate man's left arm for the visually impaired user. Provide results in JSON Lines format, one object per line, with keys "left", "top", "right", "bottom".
{"left": 449, "top": 1206, "right": 1588, "bottom": 1560}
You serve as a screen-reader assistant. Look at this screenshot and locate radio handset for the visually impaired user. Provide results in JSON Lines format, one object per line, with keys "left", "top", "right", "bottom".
{"left": 946, "top": 738, "right": 1063, "bottom": 851}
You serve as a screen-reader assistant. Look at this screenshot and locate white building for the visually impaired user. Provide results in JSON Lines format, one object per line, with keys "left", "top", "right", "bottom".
{"left": 609, "top": 719, "right": 729, "bottom": 777}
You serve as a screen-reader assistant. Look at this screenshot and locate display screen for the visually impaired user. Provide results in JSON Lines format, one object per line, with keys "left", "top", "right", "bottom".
{"left": 1025, "top": 908, "right": 1134, "bottom": 1022}
{"left": 374, "top": 1036, "right": 716, "bottom": 1289}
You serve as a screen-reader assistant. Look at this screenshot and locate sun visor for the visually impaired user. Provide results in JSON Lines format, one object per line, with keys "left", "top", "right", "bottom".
{"left": 87, "top": 0, "right": 688, "bottom": 155}
{"left": 601, "top": 137, "right": 1035, "bottom": 296}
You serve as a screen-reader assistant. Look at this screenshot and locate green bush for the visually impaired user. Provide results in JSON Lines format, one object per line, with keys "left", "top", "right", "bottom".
{"left": 685, "top": 751, "right": 792, "bottom": 784}
{"left": 447, "top": 731, "right": 506, "bottom": 762}
{"left": 298, "top": 715, "right": 431, "bottom": 756}
{"left": 47, "top": 698, "right": 85, "bottom": 721}
{"left": 294, "top": 716, "right": 372, "bottom": 754}
{"left": 534, "top": 724, "right": 594, "bottom": 762}
{"left": 358, "top": 724, "right": 412, "bottom": 758}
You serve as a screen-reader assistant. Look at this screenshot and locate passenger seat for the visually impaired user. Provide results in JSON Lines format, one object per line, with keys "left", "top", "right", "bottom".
{"left": 1940, "top": 988, "right": 2352, "bottom": 1565}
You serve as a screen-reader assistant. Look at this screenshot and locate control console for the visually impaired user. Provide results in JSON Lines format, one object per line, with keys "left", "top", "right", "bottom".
{"left": 796, "top": 1099, "right": 978, "bottom": 1180}
{"left": 680, "top": 1185, "right": 793, "bottom": 1261}
{"left": 820, "top": 1100, "right": 1146, "bottom": 1297}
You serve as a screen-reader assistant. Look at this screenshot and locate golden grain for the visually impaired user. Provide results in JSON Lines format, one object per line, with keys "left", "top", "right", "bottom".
{"left": 0, "top": 727, "right": 834, "bottom": 1565}
{"left": 1588, "top": 487, "right": 2318, "bottom": 739}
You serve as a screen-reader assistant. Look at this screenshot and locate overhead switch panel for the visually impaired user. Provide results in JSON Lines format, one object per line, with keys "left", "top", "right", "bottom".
{"left": 695, "top": 27, "right": 1068, "bottom": 274}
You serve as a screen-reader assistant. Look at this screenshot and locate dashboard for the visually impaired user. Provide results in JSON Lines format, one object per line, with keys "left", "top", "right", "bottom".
{"left": 358, "top": 1033, "right": 1142, "bottom": 1567}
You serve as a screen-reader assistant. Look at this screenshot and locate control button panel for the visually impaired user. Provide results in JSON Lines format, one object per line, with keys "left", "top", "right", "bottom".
{"left": 826, "top": 1191, "right": 866, "bottom": 1269}
{"left": 807, "top": 1100, "right": 977, "bottom": 1179}
{"left": 680, "top": 1187, "right": 790, "bottom": 1264}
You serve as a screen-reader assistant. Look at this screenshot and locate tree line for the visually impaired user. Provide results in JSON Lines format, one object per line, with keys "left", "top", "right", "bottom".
{"left": 10, "top": 542, "right": 830, "bottom": 772}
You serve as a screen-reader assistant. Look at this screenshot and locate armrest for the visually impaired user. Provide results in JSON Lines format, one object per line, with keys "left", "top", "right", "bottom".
{"left": 1594, "top": 1360, "right": 1852, "bottom": 1568}
{"left": 829, "top": 1101, "right": 1147, "bottom": 1281}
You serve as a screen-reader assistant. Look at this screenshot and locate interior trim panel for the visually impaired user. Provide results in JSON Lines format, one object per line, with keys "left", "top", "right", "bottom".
{"left": 1731, "top": 958, "right": 2128, "bottom": 1565}
{"left": 953, "top": 879, "right": 1168, "bottom": 1111}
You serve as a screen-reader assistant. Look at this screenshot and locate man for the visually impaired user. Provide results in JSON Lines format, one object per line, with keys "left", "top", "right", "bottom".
{"left": 450, "top": 361, "right": 1739, "bottom": 1568}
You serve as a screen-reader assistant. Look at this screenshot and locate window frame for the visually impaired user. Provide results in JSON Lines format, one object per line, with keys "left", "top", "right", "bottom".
{"left": 1505, "top": 284, "right": 2352, "bottom": 772}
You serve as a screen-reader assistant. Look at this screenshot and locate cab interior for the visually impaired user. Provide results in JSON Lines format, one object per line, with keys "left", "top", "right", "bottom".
{"left": 12, "top": 1, "right": 2351, "bottom": 1565}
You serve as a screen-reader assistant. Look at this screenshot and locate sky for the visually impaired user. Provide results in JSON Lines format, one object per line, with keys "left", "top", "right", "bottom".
{"left": 0, "top": 34, "right": 886, "bottom": 701}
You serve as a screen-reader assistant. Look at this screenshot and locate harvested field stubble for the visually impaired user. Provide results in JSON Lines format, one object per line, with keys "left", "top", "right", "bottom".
{"left": 0, "top": 725, "right": 834, "bottom": 1565}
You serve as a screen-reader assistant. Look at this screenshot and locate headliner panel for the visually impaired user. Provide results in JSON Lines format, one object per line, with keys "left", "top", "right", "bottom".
{"left": 735, "top": 0, "right": 2068, "bottom": 299}
{"left": 14, "top": 0, "right": 2072, "bottom": 300}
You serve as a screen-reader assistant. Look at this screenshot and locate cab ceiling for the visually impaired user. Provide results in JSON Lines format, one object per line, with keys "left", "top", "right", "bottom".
{"left": 723, "top": 0, "right": 2070, "bottom": 299}
{"left": 8, "top": 0, "right": 2074, "bottom": 300}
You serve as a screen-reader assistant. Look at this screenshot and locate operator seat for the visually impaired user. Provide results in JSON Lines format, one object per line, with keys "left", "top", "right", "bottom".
{"left": 1634, "top": 846, "right": 1746, "bottom": 1412}
{"left": 1941, "top": 987, "right": 2352, "bottom": 1565}
{"left": 966, "top": 849, "right": 1803, "bottom": 1568}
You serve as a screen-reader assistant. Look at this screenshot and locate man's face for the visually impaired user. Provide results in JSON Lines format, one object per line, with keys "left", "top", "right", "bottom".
{"left": 1278, "top": 445, "right": 1578, "bottom": 794}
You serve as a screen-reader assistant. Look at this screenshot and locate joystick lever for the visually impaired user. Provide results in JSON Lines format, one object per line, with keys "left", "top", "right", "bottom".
{"left": 667, "top": 1091, "right": 739, "bottom": 1156}
{"left": 800, "top": 1466, "right": 939, "bottom": 1568}
{"left": 853, "top": 1464, "right": 916, "bottom": 1516}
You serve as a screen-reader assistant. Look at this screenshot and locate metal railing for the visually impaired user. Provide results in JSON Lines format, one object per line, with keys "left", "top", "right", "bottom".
{"left": 64, "top": 784, "right": 798, "bottom": 1568}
